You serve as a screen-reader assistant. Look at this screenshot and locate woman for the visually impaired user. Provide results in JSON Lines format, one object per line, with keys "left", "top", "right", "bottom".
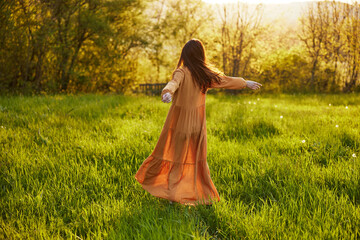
{"left": 135, "top": 39, "right": 262, "bottom": 206}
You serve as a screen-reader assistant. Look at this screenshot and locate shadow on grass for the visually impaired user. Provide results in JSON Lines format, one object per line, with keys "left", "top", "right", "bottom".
{"left": 213, "top": 119, "right": 281, "bottom": 141}
{"left": 108, "top": 194, "right": 222, "bottom": 239}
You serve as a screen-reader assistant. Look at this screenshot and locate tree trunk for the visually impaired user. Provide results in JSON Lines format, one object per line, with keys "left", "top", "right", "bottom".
{"left": 310, "top": 57, "right": 318, "bottom": 88}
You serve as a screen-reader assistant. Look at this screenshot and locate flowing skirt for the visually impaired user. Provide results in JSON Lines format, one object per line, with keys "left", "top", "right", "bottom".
{"left": 134, "top": 104, "right": 220, "bottom": 205}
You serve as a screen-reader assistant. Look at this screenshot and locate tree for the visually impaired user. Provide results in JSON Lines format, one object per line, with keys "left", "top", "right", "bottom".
{"left": 342, "top": 1, "right": 360, "bottom": 92}
{"left": 0, "top": 0, "right": 145, "bottom": 93}
{"left": 299, "top": 0, "right": 359, "bottom": 92}
{"left": 141, "top": 0, "right": 213, "bottom": 83}
{"left": 326, "top": 1, "right": 346, "bottom": 91}
{"left": 218, "top": 2, "right": 263, "bottom": 77}
{"left": 299, "top": 1, "right": 330, "bottom": 90}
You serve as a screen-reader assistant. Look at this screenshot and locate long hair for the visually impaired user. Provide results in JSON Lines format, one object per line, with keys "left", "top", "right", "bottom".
{"left": 175, "top": 39, "right": 222, "bottom": 94}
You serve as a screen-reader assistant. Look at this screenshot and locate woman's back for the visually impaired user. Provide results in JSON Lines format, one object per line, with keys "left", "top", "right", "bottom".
{"left": 171, "top": 66, "right": 206, "bottom": 108}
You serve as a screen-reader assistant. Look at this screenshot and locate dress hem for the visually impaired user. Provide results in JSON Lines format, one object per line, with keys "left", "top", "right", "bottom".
{"left": 134, "top": 154, "right": 221, "bottom": 206}
{"left": 134, "top": 175, "right": 220, "bottom": 206}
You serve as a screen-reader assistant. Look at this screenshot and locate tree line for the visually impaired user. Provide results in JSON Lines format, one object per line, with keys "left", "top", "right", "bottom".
{"left": 0, "top": 0, "right": 359, "bottom": 94}
{"left": 299, "top": 1, "right": 360, "bottom": 92}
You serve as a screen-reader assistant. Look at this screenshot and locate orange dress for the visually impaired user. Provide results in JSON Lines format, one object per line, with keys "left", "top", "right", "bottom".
{"left": 134, "top": 66, "right": 247, "bottom": 205}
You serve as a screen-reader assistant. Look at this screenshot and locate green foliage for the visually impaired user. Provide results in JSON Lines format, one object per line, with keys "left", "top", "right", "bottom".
{"left": 1, "top": 1, "right": 359, "bottom": 94}
{"left": 299, "top": 1, "right": 360, "bottom": 92}
{"left": 0, "top": 0, "right": 145, "bottom": 94}
{"left": 256, "top": 47, "right": 310, "bottom": 93}
{"left": 1, "top": 94, "right": 360, "bottom": 239}
{"left": 141, "top": 0, "right": 213, "bottom": 84}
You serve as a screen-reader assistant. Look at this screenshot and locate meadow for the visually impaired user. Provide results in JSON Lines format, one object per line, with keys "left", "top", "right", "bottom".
{"left": 0, "top": 93, "right": 359, "bottom": 239}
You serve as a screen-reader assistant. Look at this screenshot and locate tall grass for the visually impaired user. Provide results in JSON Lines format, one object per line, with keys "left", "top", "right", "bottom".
{"left": 0, "top": 93, "right": 359, "bottom": 239}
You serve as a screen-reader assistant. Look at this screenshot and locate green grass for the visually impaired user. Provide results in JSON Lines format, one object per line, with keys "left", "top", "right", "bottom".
{"left": 0, "top": 93, "right": 359, "bottom": 239}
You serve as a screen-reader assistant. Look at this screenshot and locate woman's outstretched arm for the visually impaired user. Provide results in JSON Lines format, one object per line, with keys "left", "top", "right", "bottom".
{"left": 211, "top": 75, "right": 262, "bottom": 90}
{"left": 161, "top": 69, "right": 184, "bottom": 103}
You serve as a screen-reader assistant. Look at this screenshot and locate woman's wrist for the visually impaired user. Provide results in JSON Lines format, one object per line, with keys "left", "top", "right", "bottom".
{"left": 243, "top": 78, "right": 248, "bottom": 88}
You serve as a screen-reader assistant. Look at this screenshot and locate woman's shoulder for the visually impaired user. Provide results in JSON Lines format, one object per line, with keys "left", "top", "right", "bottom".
{"left": 174, "top": 66, "right": 187, "bottom": 73}
{"left": 172, "top": 67, "right": 188, "bottom": 78}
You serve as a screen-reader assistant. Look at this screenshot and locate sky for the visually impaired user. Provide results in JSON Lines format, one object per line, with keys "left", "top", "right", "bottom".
{"left": 202, "top": 0, "right": 354, "bottom": 4}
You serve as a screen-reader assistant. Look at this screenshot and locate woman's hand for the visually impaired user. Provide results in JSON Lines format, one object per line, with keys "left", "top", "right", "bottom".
{"left": 246, "top": 80, "right": 262, "bottom": 90}
{"left": 162, "top": 92, "right": 172, "bottom": 103}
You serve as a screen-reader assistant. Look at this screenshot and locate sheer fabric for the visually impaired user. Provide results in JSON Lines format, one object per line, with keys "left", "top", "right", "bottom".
{"left": 135, "top": 66, "right": 247, "bottom": 205}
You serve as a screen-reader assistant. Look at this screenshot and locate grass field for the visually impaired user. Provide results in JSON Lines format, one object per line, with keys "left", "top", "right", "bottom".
{"left": 1, "top": 93, "right": 360, "bottom": 239}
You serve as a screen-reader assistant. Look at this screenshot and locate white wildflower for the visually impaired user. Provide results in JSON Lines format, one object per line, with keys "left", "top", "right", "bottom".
{"left": 329, "top": 104, "right": 332, "bottom": 106}
{"left": 352, "top": 153, "right": 357, "bottom": 158}
{"left": 280, "top": 116, "right": 283, "bottom": 119}
{"left": 302, "top": 140, "right": 306, "bottom": 143}
{"left": 248, "top": 101, "right": 251, "bottom": 104}
{"left": 345, "top": 106, "right": 348, "bottom": 109}
{"left": 257, "top": 98, "right": 260, "bottom": 101}
{"left": 336, "top": 125, "right": 339, "bottom": 128}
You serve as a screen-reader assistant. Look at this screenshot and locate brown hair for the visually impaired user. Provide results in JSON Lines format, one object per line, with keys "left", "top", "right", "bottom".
{"left": 175, "top": 39, "right": 222, "bottom": 94}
